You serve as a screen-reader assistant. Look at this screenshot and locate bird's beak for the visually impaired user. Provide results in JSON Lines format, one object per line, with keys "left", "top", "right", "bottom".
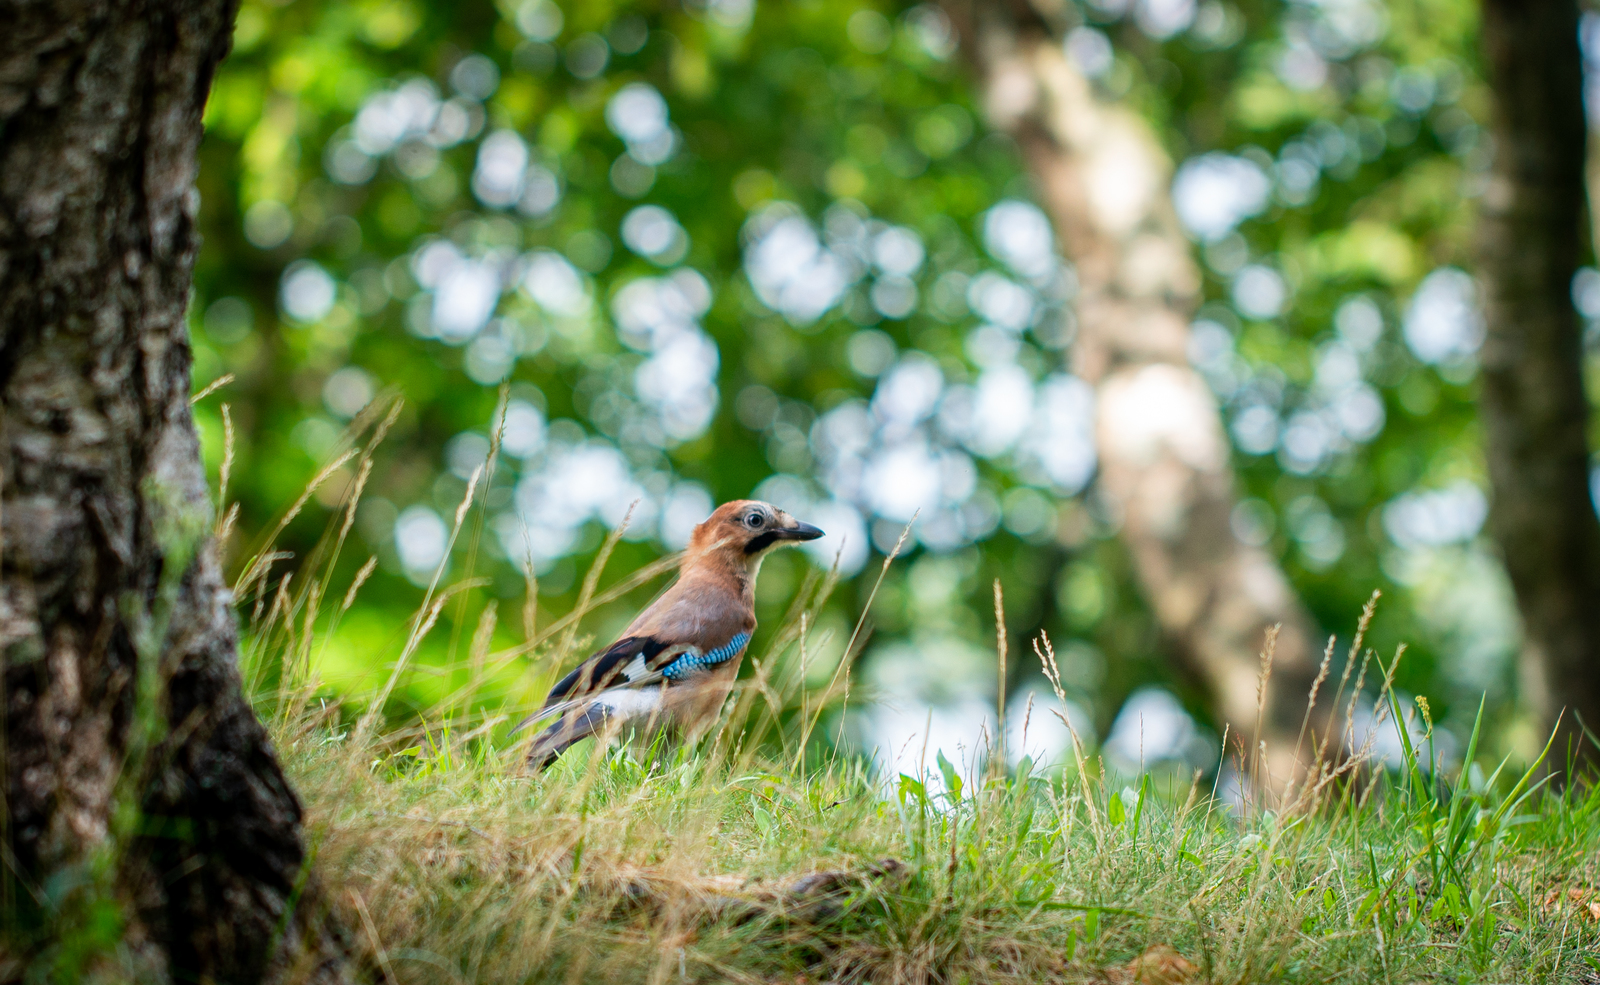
{"left": 780, "top": 521, "right": 825, "bottom": 542}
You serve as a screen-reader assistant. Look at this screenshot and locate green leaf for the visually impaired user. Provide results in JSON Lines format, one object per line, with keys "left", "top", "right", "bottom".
{"left": 937, "top": 750, "right": 963, "bottom": 803}
{"left": 1129, "top": 776, "right": 1149, "bottom": 841}
{"left": 898, "top": 773, "right": 928, "bottom": 808}
{"left": 1355, "top": 889, "right": 1380, "bottom": 922}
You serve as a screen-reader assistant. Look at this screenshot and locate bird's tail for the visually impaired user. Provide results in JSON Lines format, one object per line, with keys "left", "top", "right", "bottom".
{"left": 525, "top": 704, "right": 613, "bottom": 771}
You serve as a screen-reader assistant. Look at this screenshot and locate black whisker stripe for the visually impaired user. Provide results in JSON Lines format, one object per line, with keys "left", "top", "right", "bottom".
{"left": 743, "top": 530, "right": 782, "bottom": 554}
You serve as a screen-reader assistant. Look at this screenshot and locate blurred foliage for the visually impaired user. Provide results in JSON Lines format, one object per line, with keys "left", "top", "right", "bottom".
{"left": 191, "top": 0, "right": 1553, "bottom": 763}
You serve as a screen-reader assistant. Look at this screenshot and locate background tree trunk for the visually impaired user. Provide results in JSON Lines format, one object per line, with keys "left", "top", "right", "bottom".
{"left": 949, "top": 1, "right": 1325, "bottom": 785}
{"left": 1477, "top": 0, "right": 1600, "bottom": 776}
{"left": 0, "top": 1, "right": 351, "bottom": 979}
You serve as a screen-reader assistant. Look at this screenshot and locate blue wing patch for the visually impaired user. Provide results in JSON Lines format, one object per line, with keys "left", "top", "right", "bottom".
{"left": 660, "top": 631, "right": 751, "bottom": 681}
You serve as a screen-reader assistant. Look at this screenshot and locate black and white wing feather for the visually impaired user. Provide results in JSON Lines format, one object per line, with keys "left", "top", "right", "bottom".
{"left": 511, "top": 635, "right": 691, "bottom": 734}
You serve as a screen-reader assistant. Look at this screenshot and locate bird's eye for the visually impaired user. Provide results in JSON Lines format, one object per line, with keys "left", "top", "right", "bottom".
{"left": 744, "top": 512, "right": 764, "bottom": 528}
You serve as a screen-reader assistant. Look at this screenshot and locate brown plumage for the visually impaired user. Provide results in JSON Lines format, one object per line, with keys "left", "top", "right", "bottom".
{"left": 516, "top": 500, "right": 823, "bottom": 769}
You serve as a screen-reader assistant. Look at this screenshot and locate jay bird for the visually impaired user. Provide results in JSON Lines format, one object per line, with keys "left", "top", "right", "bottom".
{"left": 515, "top": 500, "right": 823, "bottom": 770}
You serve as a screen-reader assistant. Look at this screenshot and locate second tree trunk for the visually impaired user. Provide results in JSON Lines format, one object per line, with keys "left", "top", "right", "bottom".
{"left": 956, "top": 1, "right": 1325, "bottom": 786}
{"left": 1477, "top": 0, "right": 1600, "bottom": 776}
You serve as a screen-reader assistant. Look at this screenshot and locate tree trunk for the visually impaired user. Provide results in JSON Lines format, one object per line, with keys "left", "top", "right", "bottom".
{"left": 950, "top": 1, "right": 1324, "bottom": 786}
{"left": 1477, "top": 0, "right": 1600, "bottom": 776}
{"left": 0, "top": 1, "right": 352, "bottom": 979}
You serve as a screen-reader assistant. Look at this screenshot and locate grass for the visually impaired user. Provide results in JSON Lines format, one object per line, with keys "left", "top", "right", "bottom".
{"left": 273, "top": 694, "right": 1600, "bottom": 984}
{"left": 225, "top": 394, "right": 1600, "bottom": 984}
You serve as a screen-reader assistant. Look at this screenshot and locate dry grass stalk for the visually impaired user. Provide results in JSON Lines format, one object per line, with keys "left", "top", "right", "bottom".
{"left": 1035, "top": 632, "right": 1103, "bottom": 838}
{"left": 520, "top": 530, "right": 538, "bottom": 645}
{"left": 215, "top": 403, "right": 235, "bottom": 534}
{"left": 543, "top": 499, "right": 638, "bottom": 720}
{"left": 993, "top": 579, "right": 1007, "bottom": 770}
{"left": 447, "top": 384, "right": 511, "bottom": 670}
{"left": 1250, "top": 623, "right": 1279, "bottom": 805}
{"left": 354, "top": 465, "right": 485, "bottom": 742}
{"left": 809, "top": 516, "right": 915, "bottom": 752}
{"left": 254, "top": 448, "right": 359, "bottom": 565}
{"left": 190, "top": 371, "right": 235, "bottom": 405}
{"left": 465, "top": 600, "right": 499, "bottom": 707}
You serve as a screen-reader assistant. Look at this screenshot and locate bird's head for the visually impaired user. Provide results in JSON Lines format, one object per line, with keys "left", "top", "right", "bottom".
{"left": 689, "top": 500, "right": 824, "bottom": 570}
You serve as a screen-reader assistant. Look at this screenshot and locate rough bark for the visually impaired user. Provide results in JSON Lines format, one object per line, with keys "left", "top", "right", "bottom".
{"left": 950, "top": 1, "right": 1324, "bottom": 785}
{"left": 1477, "top": 0, "right": 1600, "bottom": 775}
{"left": 0, "top": 1, "right": 352, "bottom": 980}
